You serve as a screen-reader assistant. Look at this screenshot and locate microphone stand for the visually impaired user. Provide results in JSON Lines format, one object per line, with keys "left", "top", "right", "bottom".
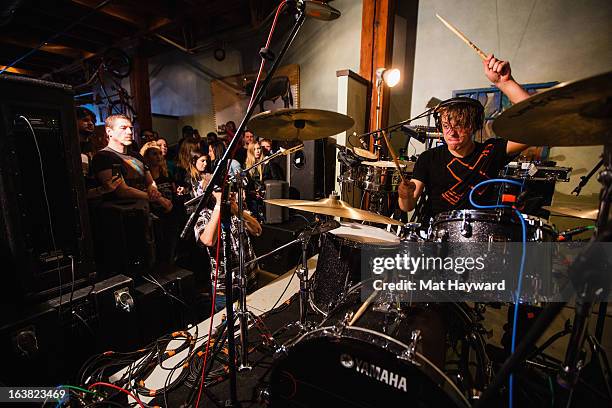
{"left": 179, "top": 4, "right": 307, "bottom": 406}
{"left": 572, "top": 159, "right": 603, "bottom": 195}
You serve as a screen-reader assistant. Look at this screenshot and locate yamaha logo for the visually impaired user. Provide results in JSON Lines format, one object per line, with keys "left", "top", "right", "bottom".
{"left": 339, "top": 354, "right": 407, "bottom": 392}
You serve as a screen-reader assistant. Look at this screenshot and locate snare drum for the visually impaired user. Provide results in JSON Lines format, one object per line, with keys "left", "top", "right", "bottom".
{"left": 311, "top": 223, "right": 399, "bottom": 315}
{"left": 271, "top": 284, "right": 490, "bottom": 407}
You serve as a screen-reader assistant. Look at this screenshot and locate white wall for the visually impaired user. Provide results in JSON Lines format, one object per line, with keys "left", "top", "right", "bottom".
{"left": 148, "top": 49, "right": 244, "bottom": 140}
{"left": 283, "top": 0, "right": 363, "bottom": 110}
{"left": 410, "top": 0, "right": 612, "bottom": 195}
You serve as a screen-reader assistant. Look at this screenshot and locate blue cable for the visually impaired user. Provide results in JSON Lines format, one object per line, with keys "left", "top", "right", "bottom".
{"left": 468, "top": 178, "right": 527, "bottom": 408}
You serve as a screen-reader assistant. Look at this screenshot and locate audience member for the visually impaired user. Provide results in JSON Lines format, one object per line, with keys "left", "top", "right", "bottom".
{"left": 90, "top": 114, "right": 170, "bottom": 211}
{"left": 140, "top": 128, "right": 156, "bottom": 145}
{"left": 187, "top": 149, "right": 212, "bottom": 198}
{"left": 206, "top": 132, "right": 218, "bottom": 144}
{"left": 208, "top": 140, "right": 242, "bottom": 177}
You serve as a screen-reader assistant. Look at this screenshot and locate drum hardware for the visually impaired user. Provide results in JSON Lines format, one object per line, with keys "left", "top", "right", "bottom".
{"left": 573, "top": 158, "right": 603, "bottom": 195}
{"left": 460, "top": 212, "right": 472, "bottom": 238}
{"left": 398, "top": 329, "right": 422, "bottom": 364}
{"left": 502, "top": 161, "right": 572, "bottom": 182}
{"left": 477, "top": 71, "right": 612, "bottom": 408}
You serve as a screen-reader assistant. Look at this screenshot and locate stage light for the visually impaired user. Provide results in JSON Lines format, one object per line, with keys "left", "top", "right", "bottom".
{"left": 376, "top": 67, "right": 401, "bottom": 88}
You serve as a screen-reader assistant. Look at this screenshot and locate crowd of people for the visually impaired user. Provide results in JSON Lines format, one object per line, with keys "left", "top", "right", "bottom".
{"left": 76, "top": 110, "right": 284, "bottom": 303}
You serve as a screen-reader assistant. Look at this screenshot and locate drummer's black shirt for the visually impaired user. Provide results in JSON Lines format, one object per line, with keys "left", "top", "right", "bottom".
{"left": 412, "top": 138, "right": 510, "bottom": 219}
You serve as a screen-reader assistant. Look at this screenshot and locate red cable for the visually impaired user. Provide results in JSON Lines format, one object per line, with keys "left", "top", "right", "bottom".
{"left": 247, "top": 0, "right": 288, "bottom": 110}
{"left": 88, "top": 382, "right": 145, "bottom": 408}
{"left": 195, "top": 3, "right": 288, "bottom": 406}
{"left": 195, "top": 185, "right": 225, "bottom": 408}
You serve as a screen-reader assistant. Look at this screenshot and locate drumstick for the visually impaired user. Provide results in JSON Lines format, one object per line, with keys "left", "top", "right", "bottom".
{"left": 348, "top": 290, "right": 378, "bottom": 326}
{"left": 380, "top": 130, "right": 407, "bottom": 184}
{"left": 436, "top": 14, "right": 487, "bottom": 61}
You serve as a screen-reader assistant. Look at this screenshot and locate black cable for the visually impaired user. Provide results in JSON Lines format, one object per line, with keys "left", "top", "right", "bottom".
{"left": 18, "top": 115, "right": 63, "bottom": 313}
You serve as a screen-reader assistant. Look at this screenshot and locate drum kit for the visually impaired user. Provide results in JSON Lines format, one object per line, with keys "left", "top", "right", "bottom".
{"left": 200, "top": 68, "right": 611, "bottom": 407}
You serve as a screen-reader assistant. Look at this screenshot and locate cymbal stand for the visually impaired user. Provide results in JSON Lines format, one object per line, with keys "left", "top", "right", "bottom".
{"left": 179, "top": 3, "right": 307, "bottom": 405}
{"left": 476, "top": 140, "right": 612, "bottom": 408}
{"left": 558, "top": 139, "right": 612, "bottom": 400}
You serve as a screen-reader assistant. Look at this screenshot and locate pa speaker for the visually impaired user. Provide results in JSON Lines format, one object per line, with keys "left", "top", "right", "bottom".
{"left": 0, "top": 75, "right": 94, "bottom": 307}
{"left": 289, "top": 139, "right": 336, "bottom": 200}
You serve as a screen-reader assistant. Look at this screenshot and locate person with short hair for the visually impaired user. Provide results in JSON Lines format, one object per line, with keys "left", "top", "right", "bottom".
{"left": 91, "top": 115, "right": 170, "bottom": 210}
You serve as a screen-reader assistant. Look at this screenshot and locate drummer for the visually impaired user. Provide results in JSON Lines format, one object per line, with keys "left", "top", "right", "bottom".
{"left": 398, "top": 55, "right": 532, "bottom": 220}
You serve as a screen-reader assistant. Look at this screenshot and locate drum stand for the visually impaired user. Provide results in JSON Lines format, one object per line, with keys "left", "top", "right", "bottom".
{"left": 475, "top": 139, "right": 612, "bottom": 408}
{"left": 178, "top": 4, "right": 308, "bottom": 405}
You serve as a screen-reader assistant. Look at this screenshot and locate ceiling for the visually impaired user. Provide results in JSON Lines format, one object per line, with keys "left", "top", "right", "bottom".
{"left": 0, "top": 0, "right": 278, "bottom": 82}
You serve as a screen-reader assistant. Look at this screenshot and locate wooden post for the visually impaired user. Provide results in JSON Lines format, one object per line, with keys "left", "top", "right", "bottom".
{"left": 359, "top": 0, "right": 396, "bottom": 135}
{"left": 129, "top": 49, "right": 152, "bottom": 137}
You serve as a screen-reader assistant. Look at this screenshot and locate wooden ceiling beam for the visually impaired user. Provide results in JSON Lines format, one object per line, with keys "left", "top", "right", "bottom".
{"left": 0, "top": 36, "right": 94, "bottom": 60}
{"left": 71, "top": 0, "right": 148, "bottom": 28}
{"left": 30, "top": 4, "right": 136, "bottom": 39}
{"left": 0, "top": 65, "right": 40, "bottom": 76}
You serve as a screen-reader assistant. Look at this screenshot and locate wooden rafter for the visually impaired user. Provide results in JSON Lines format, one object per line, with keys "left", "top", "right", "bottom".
{"left": 0, "top": 36, "right": 94, "bottom": 60}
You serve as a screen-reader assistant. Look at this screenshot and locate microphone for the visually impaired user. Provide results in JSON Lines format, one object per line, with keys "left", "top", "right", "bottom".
{"left": 401, "top": 125, "right": 443, "bottom": 143}
{"left": 358, "top": 134, "right": 369, "bottom": 150}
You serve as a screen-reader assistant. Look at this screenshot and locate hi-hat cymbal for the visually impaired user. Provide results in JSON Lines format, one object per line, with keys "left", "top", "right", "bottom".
{"left": 543, "top": 205, "right": 599, "bottom": 220}
{"left": 493, "top": 71, "right": 612, "bottom": 146}
{"left": 248, "top": 108, "right": 355, "bottom": 141}
{"left": 265, "top": 195, "right": 403, "bottom": 225}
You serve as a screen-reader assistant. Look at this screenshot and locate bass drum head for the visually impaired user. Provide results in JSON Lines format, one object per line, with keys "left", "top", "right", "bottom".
{"left": 270, "top": 332, "right": 468, "bottom": 408}
{"left": 271, "top": 289, "right": 475, "bottom": 407}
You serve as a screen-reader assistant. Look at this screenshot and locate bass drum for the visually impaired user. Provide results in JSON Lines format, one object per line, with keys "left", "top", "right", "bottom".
{"left": 270, "top": 287, "right": 490, "bottom": 407}
{"left": 311, "top": 223, "right": 399, "bottom": 315}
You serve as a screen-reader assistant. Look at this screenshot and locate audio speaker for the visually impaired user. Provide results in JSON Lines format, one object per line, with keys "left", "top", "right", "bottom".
{"left": 0, "top": 75, "right": 94, "bottom": 307}
{"left": 289, "top": 139, "right": 336, "bottom": 200}
{"left": 264, "top": 180, "right": 288, "bottom": 223}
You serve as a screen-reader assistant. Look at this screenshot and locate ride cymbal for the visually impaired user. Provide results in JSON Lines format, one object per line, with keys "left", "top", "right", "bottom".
{"left": 248, "top": 108, "right": 355, "bottom": 141}
{"left": 493, "top": 71, "right": 612, "bottom": 146}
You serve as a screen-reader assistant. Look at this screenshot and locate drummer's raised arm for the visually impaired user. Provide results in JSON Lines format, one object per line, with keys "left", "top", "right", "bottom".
{"left": 484, "top": 54, "right": 530, "bottom": 104}
{"left": 484, "top": 54, "right": 531, "bottom": 155}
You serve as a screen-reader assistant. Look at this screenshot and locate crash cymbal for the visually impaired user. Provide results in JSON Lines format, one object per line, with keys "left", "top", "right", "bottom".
{"left": 351, "top": 146, "right": 378, "bottom": 160}
{"left": 493, "top": 71, "right": 612, "bottom": 146}
{"left": 247, "top": 108, "right": 355, "bottom": 141}
{"left": 543, "top": 205, "right": 599, "bottom": 220}
{"left": 265, "top": 195, "right": 403, "bottom": 225}
{"left": 362, "top": 160, "right": 415, "bottom": 171}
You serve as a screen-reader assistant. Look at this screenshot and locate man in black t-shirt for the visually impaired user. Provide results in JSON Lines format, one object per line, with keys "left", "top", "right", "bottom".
{"left": 398, "top": 55, "right": 532, "bottom": 219}
{"left": 91, "top": 114, "right": 170, "bottom": 210}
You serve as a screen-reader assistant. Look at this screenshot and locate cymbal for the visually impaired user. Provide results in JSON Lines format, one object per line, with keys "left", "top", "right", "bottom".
{"left": 265, "top": 195, "right": 403, "bottom": 225}
{"left": 543, "top": 205, "right": 599, "bottom": 220}
{"left": 351, "top": 146, "right": 378, "bottom": 160}
{"left": 493, "top": 71, "right": 612, "bottom": 146}
{"left": 247, "top": 108, "right": 355, "bottom": 141}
